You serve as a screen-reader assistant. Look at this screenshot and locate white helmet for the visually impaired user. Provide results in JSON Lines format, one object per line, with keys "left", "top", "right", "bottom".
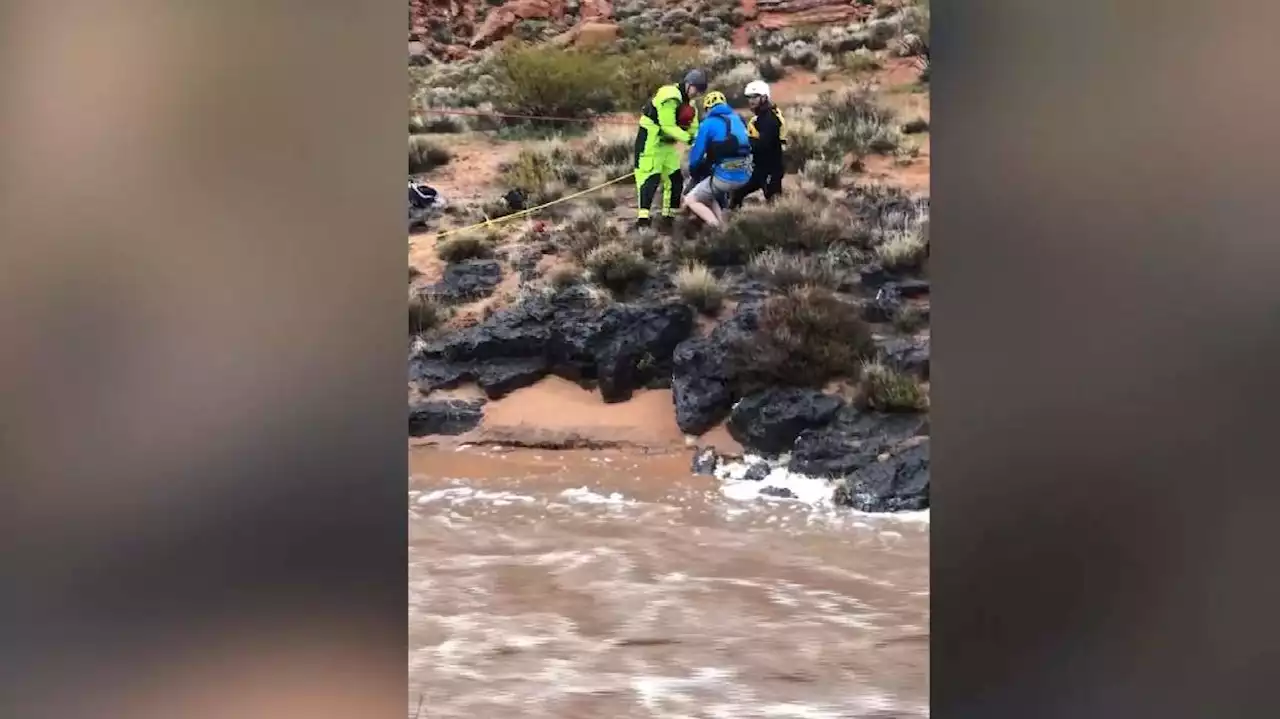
{"left": 744, "top": 80, "right": 771, "bottom": 98}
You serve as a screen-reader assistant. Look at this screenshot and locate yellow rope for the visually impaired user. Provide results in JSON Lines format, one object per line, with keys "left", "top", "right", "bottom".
{"left": 412, "top": 172, "right": 636, "bottom": 243}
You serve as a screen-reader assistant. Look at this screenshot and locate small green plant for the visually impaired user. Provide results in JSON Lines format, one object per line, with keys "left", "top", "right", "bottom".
{"left": 435, "top": 234, "right": 493, "bottom": 262}
{"left": 673, "top": 262, "right": 726, "bottom": 315}
{"left": 857, "top": 360, "right": 928, "bottom": 412}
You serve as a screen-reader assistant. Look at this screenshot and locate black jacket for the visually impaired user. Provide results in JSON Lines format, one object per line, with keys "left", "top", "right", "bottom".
{"left": 747, "top": 102, "right": 786, "bottom": 166}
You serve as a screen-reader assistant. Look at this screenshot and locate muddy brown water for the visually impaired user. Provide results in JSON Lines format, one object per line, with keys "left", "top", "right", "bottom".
{"left": 409, "top": 447, "right": 929, "bottom": 718}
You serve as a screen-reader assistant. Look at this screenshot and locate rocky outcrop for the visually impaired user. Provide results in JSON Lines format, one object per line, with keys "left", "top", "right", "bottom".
{"left": 879, "top": 335, "right": 930, "bottom": 379}
{"left": 473, "top": 0, "right": 569, "bottom": 47}
{"left": 426, "top": 259, "right": 504, "bottom": 304}
{"left": 787, "top": 407, "right": 926, "bottom": 479}
{"left": 409, "top": 398, "right": 486, "bottom": 436}
{"left": 408, "top": 0, "right": 479, "bottom": 62}
{"left": 755, "top": 0, "right": 873, "bottom": 31}
{"left": 410, "top": 286, "right": 694, "bottom": 402}
{"left": 670, "top": 303, "right": 760, "bottom": 435}
{"left": 727, "top": 387, "right": 846, "bottom": 456}
{"left": 833, "top": 436, "right": 929, "bottom": 512}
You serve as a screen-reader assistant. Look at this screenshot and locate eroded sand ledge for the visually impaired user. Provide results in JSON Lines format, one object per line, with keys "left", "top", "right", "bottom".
{"left": 411, "top": 376, "right": 745, "bottom": 455}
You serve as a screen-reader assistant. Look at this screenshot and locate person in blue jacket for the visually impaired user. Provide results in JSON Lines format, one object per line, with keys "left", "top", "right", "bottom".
{"left": 682, "top": 90, "right": 754, "bottom": 229}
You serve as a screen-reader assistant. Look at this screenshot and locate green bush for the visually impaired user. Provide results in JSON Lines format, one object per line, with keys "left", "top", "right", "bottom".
{"left": 491, "top": 42, "right": 620, "bottom": 118}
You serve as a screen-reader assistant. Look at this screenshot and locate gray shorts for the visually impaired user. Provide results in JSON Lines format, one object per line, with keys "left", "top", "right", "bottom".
{"left": 687, "top": 176, "right": 746, "bottom": 207}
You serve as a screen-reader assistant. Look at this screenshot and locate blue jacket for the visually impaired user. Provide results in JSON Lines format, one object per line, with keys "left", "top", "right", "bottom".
{"left": 688, "top": 102, "right": 754, "bottom": 184}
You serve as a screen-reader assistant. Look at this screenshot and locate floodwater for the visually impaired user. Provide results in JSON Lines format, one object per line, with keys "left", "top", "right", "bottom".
{"left": 408, "top": 447, "right": 929, "bottom": 719}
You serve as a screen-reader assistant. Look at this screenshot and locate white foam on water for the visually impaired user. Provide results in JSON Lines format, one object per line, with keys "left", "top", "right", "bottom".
{"left": 630, "top": 666, "right": 738, "bottom": 714}
{"left": 414, "top": 485, "right": 538, "bottom": 507}
{"left": 713, "top": 458, "right": 931, "bottom": 525}
{"left": 558, "top": 486, "right": 631, "bottom": 506}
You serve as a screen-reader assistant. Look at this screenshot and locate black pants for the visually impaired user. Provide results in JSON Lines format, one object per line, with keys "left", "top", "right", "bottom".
{"left": 729, "top": 157, "right": 783, "bottom": 209}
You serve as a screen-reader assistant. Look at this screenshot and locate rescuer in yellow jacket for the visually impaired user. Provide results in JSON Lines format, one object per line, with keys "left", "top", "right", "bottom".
{"left": 633, "top": 69, "right": 708, "bottom": 230}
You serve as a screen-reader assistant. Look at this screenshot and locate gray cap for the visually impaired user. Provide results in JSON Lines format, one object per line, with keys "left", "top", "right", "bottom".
{"left": 683, "top": 68, "right": 708, "bottom": 91}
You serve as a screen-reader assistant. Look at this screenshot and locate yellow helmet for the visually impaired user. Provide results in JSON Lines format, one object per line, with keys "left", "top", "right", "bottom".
{"left": 702, "top": 90, "right": 727, "bottom": 110}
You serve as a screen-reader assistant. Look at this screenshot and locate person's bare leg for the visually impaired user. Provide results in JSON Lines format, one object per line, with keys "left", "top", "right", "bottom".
{"left": 682, "top": 195, "right": 721, "bottom": 227}
{"left": 710, "top": 197, "right": 725, "bottom": 225}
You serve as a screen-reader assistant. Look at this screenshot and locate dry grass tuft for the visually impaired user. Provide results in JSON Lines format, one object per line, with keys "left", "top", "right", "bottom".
{"left": 409, "top": 289, "right": 445, "bottom": 335}
{"left": 435, "top": 233, "right": 494, "bottom": 263}
{"left": 408, "top": 136, "right": 452, "bottom": 174}
{"left": 748, "top": 248, "right": 843, "bottom": 290}
{"left": 857, "top": 360, "right": 929, "bottom": 412}
{"left": 673, "top": 262, "right": 726, "bottom": 315}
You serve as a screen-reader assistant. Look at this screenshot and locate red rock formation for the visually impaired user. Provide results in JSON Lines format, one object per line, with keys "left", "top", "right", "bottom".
{"left": 755, "top": 0, "right": 872, "bottom": 30}
{"left": 472, "top": 0, "right": 569, "bottom": 47}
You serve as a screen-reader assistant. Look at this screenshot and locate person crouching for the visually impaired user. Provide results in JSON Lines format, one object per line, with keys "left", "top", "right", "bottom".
{"left": 681, "top": 91, "right": 753, "bottom": 229}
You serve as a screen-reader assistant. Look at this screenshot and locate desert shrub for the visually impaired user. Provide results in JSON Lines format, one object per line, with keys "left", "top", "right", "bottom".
{"left": 584, "top": 242, "right": 652, "bottom": 294}
{"left": 547, "top": 263, "right": 584, "bottom": 289}
{"left": 814, "top": 89, "right": 901, "bottom": 157}
{"left": 782, "top": 117, "right": 827, "bottom": 173}
{"left": 874, "top": 225, "right": 928, "bottom": 272}
{"left": 409, "top": 290, "right": 445, "bottom": 335}
{"left": 409, "top": 113, "right": 465, "bottom": 134}
{"left": 408, "top": 136, "right": 451, "bottom": 174}
{"left": 840, "top": 47, "right": 882, "bottom": 73}
{"left": 857, "top": 360, "right": 928, "bottom": 412}
{"left": 891, "top": 304, "right": 929, "bottom": 333}
{"left": 757, "top": 55, "right": 787, "bottom": 82}
{"left": 611, "top": 43, "right": 701, "bottom": 112}
{"left": 674, "top": 262, "right": 726, "bottom": 315}
{"left": 491, "top": 42, "right": 619, "bottom": 118}
{"left": 780, "top": 40, "right": 821, "bottom": 70}
{"left": 720, "top": 62, "right": 762, "bottom": 107}
{"left": 561, "top": 204, "right": 622, "bottom": 261}
{"left": 802, "top": 159, "right": 844, "bottom": 188}
{"left": 748, "top": 248, "right": 842, "bottom": 290}
{"left": 902, "top": 117, "right": 930, "bottom": 134}
{"left": 435, "top": 233, "right": 493, "bottom": 262}
{"left": 692, "top": 196, "right": 850, "bottom": 265}
{"left": 865, "top": 19, "right": 901, "bottom": 51}
{"left": 730, "top": 286, "right": 875, "bottom": 389}
{"left": 502, "top": 143, "right": 582, "bottom": 198}
{"left": 584, "top": 124, "right": 635, "bottom": 166}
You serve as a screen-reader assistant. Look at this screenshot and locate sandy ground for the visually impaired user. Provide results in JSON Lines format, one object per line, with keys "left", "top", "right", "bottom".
{"left": 414, "top": 376, "right": 746, "bottom": 454}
